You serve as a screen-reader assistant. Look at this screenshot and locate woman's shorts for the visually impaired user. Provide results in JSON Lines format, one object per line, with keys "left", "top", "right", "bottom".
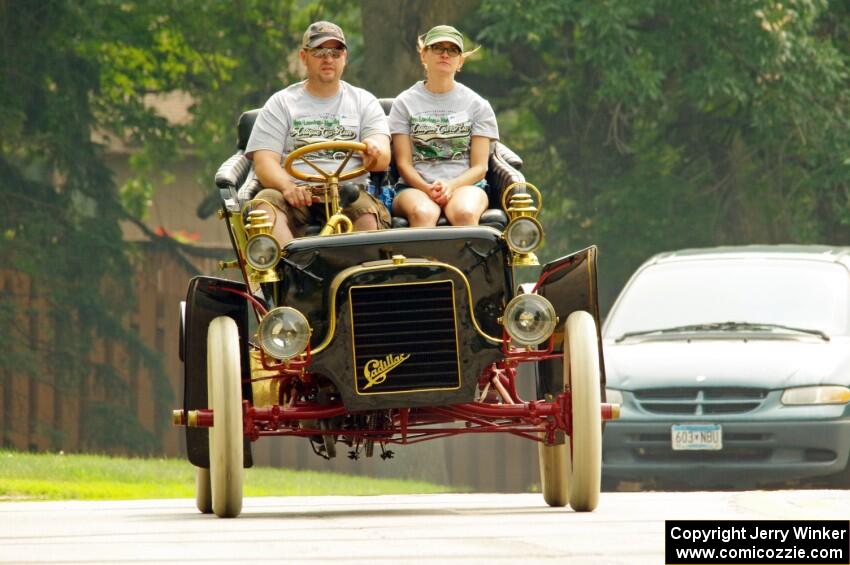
{"left": 253, "top": 186, "right": 391, "bottom": 237}
{"left": 395, "top": 179, "right": 490, "bottom": 198}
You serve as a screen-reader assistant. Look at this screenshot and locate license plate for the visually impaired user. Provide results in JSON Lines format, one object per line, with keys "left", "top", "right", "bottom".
{"left": 671, "top": 423, "right": 722, "bottom": 451}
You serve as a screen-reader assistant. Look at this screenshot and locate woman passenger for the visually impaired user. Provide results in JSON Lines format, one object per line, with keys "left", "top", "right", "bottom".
{"left": 388, "top": 25, "right": 499, "bottom": 227}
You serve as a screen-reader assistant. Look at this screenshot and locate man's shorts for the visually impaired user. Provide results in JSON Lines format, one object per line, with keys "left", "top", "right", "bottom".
{"left": 254, "top": 186, "right": 391, "bottom": 237}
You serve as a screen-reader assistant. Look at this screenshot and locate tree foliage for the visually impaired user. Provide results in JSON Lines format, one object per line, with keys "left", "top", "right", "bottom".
{"left": 473, "top": 0, "right": 850, "bottom": 305}
{"left": 0, "top": 0, "right": 352, "bottom": 451}
{"left": 2, "top": 0, "right": 849, "bottom": 450}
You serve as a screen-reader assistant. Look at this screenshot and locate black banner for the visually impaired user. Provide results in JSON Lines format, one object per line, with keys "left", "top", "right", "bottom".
{"left": 666, "top": 520, "right": 849, "bottom": 564}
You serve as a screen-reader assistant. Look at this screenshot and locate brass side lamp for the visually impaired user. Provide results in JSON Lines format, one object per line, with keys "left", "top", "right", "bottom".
{"left": 243, "top": 208, "right": 281, "bottom": 283}
{"left": 501, "top": 182, "right": 544, "bottom": 266}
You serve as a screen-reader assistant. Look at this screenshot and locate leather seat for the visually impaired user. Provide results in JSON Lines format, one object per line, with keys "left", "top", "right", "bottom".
{"left": 213, "top": 103, "right": 527, "bottom": 232}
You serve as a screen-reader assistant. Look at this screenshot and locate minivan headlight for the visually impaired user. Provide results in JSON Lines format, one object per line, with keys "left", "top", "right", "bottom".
{"left": 781, "top": 385, "right": 850, "bottom": 405}
{"left": 258, "top": 307, "right": 311, "bottom": 360}
{"left": 502, "top": 294, "right": 557, "bottom": 346}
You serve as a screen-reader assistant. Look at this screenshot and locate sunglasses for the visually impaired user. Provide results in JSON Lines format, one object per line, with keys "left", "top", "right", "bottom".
{"left": 308, "top": 47, "right": 346, "bottom": 59}
{"left": 428, "top": 44, "right": 462, "bottom": 57}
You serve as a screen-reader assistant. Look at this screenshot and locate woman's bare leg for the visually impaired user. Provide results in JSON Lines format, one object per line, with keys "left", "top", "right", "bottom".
{"left": 393, "top": 189, "right": 442, "bottom": 227}
{"left": 444, "top": 185, "right": 489, "bottom": 226}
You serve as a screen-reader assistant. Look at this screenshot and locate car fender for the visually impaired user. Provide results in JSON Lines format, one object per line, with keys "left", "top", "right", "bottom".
{"left": 535, "top": 245, "right": 606, "bottom": 398}
{"left": 183, "top": 275, "right": 253, "bottom": 468}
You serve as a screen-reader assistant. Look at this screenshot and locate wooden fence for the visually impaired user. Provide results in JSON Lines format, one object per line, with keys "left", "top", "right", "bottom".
{"left": 0, "top": 247, "right": 540, "bottom": 492}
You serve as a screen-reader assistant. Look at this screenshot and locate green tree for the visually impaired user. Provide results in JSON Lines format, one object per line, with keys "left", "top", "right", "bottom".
{"left": 474, "top": 0, "right": 850, "bottom": 306}
{"left": 360, "top": 0, "right": 480, "bottom": 97}
{"left": 0, "top": 0, "right": 353, "bottom": 451}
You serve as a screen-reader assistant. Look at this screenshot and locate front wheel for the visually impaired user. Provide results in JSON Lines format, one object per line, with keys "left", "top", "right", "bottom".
{"left": 207, "top": 316, "right": 244, "bottom": 518}
{"left": 565, "top": 311, "right": 602, "bottom": 512}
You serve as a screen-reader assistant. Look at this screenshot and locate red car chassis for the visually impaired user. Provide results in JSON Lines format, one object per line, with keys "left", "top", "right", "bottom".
{"left": 174, "top": 341, "right": 620, "bottom": 450}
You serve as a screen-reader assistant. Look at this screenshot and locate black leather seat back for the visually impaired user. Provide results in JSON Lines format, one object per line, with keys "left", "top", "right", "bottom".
{"left": 378, "top": 98, "right": 394, "bottom": 117}
{"left": 237, "top": 109, "right": 260, "bottom": 151}
{"left": 213, "top": 108, "right": 261, "bottom": 197}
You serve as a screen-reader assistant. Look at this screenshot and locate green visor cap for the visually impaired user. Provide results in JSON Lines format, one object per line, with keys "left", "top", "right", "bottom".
{"left": 423, "top": 25, "right": 464, "bottom": 50}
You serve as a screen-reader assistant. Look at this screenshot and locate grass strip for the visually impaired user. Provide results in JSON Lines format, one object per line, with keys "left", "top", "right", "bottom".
{"left": 0, "top": 450, "right": 458, "bottom": 501}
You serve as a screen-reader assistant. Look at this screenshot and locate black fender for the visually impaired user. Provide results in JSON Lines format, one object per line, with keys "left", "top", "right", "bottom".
{"left": 183, "top": 276, "right": 253, "bottom": 468}
{"left": 535, "top": 246, "right": 606, "bottom": 401}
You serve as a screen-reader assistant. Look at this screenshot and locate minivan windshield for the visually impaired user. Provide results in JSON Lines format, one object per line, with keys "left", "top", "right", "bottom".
{"left": 604, "top": 258, "right": 850, "bottom": 340}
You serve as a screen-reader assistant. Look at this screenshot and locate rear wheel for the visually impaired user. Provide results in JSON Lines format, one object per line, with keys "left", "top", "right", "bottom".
{"left": 565, "top": 311, "right": 602, "bottom": 512}
{"left": 195, "top": 466, "right": 212, "bottom": 514}
{"left": 537, "top": 432, "right": 570, "bottom": 507}
{"left": 207, "top": 316, "right": 244, "bottom": 518}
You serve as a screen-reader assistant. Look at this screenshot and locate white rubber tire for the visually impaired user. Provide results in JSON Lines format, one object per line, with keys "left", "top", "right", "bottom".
{"left": 565, "top": 311, "right": 602, "bottom": 512}
{"left": 195, "top": 466, "right": 212, "bottom": 514}
{"left": 207, "top": 316, "right": 244, "bottom": 518}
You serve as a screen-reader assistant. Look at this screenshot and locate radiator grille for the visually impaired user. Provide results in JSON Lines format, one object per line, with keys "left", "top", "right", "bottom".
{"left": 634, "top": 387, "right": 767, "bottom": 415}
{"left": 350, "top": 281, "right": 460, "bottom": 394}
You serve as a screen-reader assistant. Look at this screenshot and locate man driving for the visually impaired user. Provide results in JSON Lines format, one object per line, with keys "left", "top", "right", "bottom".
{"left": 246, "top": 21, "right": 392, "bottom": 244}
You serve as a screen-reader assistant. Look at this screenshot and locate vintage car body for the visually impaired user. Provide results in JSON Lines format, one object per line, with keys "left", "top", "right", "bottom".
{"left": 173, "top": 103, "right": 617, "bottom": 517}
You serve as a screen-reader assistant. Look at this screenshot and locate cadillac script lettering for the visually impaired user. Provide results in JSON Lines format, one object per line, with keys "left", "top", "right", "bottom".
{"left": 363, "top": 353, "right": 411, "bottom": 389}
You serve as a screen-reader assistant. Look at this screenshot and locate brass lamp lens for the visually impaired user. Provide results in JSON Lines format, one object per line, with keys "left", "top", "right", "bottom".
{"left": 506, "top": 217, "right": 542, "bottom": 253}
{"left": 258, "top": 307, "right": 311, "bottom": 360}
{"left": 503, "top": 294, "right": 557, "bottom": 346}
{"left": 246, "top": 235, "right": 280, "bottom": 271}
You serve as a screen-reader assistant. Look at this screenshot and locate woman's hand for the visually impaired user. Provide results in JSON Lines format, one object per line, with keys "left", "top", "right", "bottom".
{"left": 429, "top": 180, "right": 455, "bottom": 206}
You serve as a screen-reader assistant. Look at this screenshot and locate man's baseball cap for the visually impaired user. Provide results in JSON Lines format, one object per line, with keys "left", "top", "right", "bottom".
{"left": 422, "top": 25, "right": 464, "bottom": 50}
{"left": 302, "top": 21, "right": 347, "bottom": 49}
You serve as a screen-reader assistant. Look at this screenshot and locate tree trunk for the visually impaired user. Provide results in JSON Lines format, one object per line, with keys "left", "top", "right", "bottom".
{"left": 360, "top": 0, "right": 481, "bottom": 98}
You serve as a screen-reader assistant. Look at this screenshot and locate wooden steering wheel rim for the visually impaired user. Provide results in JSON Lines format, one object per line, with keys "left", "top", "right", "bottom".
{"left": 283, "top": 141, "right": 369, "bottom": 183}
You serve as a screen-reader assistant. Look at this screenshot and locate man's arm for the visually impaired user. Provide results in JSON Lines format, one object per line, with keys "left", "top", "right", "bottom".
{"left": 252, "top": 149, "right": 312, "bottom": 207}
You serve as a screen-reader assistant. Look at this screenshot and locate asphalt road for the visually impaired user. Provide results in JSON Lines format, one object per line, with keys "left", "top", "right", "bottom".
{"left": 0, "top": 491, "right": 847, "bottom": 564}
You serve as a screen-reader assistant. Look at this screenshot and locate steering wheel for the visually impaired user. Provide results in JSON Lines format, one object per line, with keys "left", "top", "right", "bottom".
{"left": 283, "top": 141, "right": 369, "bottom": 184}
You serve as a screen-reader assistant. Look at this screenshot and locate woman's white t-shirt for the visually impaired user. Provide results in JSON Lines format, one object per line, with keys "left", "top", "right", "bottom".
{"left": 389, "top": 81, "right": 499, "bottom": 185}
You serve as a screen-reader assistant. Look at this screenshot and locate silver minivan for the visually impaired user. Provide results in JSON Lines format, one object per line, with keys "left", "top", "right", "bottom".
{"left": 602, "top": 245, "right": 850, "bottom": 488}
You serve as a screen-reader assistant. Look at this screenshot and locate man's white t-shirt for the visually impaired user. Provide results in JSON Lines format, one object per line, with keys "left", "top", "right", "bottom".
{"left": 388, "top": 81, "right": 499, "bottom": 185}
{"left": 245, "top": 80, "right": 389, "bottom": 184}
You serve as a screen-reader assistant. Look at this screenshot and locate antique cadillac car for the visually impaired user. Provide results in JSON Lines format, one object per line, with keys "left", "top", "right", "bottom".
{"left": 172, "top": 101, "right": 618, "bottom": 518}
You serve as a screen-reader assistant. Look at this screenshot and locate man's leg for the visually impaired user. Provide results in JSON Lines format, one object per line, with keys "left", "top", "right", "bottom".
{"left": 344, "top": 191, "right": 392, "bottom": 231}
{"left": 352, "top": 213, "right": 378, "bottom": 231}
{"left": 252, "top": 188, "right": 308, "bottom": 245}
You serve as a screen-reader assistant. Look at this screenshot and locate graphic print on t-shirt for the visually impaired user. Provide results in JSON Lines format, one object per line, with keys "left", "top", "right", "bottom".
{"left": 289, "top": 113, "right": 359, "bottom": 161}
{"left": 409, "top": 110, "right": 472, "bottom": 163}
